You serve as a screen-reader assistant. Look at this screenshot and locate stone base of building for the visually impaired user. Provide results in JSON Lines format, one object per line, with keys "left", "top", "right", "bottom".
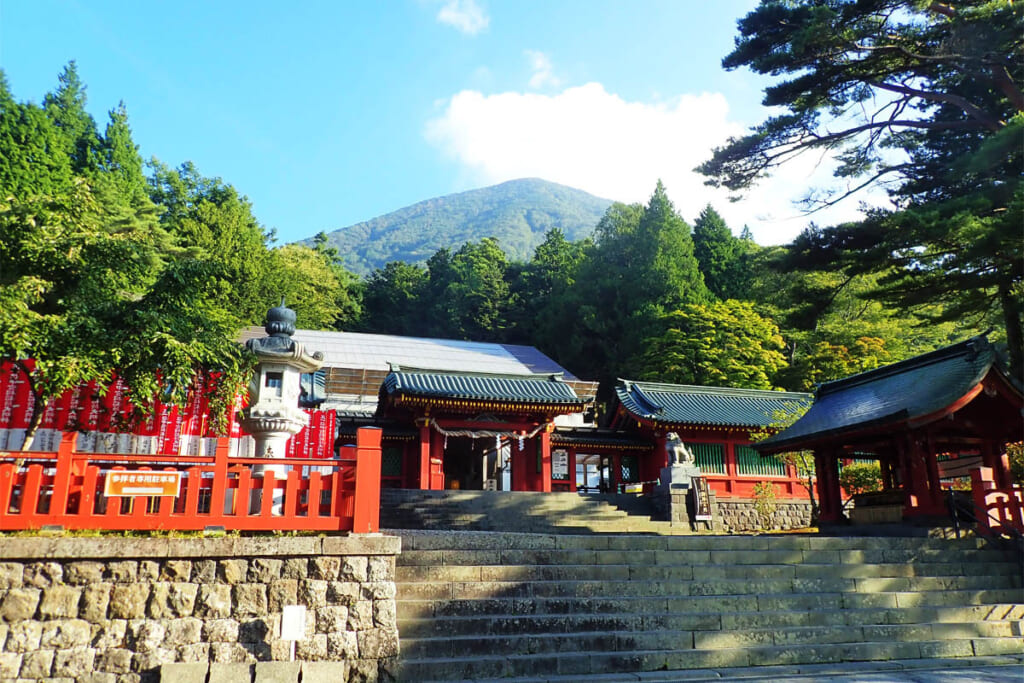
{"left": 716, "top": 497, "right": 814, "bottom": 532}
{"left": 650, "top": 487, "right": 723, "bottom": 533}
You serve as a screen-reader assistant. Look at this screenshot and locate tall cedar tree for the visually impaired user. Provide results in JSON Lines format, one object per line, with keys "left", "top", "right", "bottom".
{"left": 557, "top": 182, "right": 709, "bottom": 390}
{"left": 693, "top": 204, "right": 743, "bottom": 300}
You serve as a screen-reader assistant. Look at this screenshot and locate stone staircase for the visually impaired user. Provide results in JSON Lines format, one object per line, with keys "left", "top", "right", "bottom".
{"left": 389, "top": 530, "right": 1024, "bottom": 681}
{"left": 380, "top": 489, "right": 676, "bottom": 534}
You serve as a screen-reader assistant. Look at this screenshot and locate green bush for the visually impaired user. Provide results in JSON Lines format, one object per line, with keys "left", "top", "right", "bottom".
{"left": 1007, "top": 442, "right": 1024, "bottom": 486}
{"left": 839, "top": 462, "right": 882, "bottom": 496}
{"left": 752, "top": 481, "right": 778, "bottom": 530}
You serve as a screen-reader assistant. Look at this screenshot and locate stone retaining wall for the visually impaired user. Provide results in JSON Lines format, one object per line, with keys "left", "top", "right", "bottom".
{"left": 0, "top": 535, "right": 400, "bottom": 683}
{"left": 717, "top": 497, "right": 814, "bottom": 532}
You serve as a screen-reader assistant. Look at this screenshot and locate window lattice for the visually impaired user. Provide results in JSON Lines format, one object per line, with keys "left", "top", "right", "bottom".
{"left": 620, "top": 455, "right": 639, "bottom": 483}
{"left": 381, "top": 447, "right": 403, "bottom": 478}
{"left": 685, "top": 442, "right": 726, "bottom": 474}
{"left": 735, "top": 445, "right": 786, "bottom": 477}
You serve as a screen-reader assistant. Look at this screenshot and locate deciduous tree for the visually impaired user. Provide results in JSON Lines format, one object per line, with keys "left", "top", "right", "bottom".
{"left": 636, "top": 300, "right": 787, "bottom": 390}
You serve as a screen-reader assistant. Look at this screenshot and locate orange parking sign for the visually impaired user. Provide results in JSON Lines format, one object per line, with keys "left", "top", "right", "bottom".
{"left": 104, "top": 471, "right": 182, "bottom": 497}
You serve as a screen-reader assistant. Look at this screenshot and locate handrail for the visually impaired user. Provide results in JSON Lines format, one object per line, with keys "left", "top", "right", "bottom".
{"left": 947, "top": 488, "right": 1022, "bottom": 542}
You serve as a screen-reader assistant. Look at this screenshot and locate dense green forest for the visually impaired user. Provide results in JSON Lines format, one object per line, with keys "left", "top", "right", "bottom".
{"left": 3, "top": 0, "right": 1019, "bottom": 440}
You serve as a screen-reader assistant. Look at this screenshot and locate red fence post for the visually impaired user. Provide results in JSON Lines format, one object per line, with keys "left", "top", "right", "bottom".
{"left": 352, "top": 427, "right": 382, "bottom": 533}
{"left": 49, "top": 431, "right": 78, "bottom": 520}
{"left": 970, "top": 467, "right": 996, "bottom": 536}
{"left": 209, "top": 437, "right": 230, "bottom": 520}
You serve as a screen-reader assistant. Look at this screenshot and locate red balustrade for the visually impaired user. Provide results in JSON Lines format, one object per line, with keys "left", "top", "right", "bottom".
{"left": 971, "top": 466, "right": 1024, "bottom": 536}
{"left": 0, "top": 427, "right": 382, "bottom": 533}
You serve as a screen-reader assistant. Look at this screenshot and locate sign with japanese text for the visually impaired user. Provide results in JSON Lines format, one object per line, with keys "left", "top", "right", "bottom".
{"left": 552, "top": 449, "right": 569, "bottom": 481}
{"left": 104, "top": 471, "right": 182, "bottom": 497}
{"left": 692, "top": 476, "right": 712, "bottom": 521}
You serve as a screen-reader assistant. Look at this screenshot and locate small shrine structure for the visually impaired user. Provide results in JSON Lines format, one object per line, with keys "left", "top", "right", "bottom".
{"left": 755, "top": 337, "right": 1023, "bottom": 524}
{"left": 375, "top": 367, "right": 591, "bottom": 491}
{"left": 608, "top": 380, "right": 812, "bottom": 499}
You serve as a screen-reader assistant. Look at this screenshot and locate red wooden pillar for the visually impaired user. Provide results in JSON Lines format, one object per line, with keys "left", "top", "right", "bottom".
{"left": 641, "top": 433, "right": 668, "bottom": 485}
{"left": 921, "top": 434, "right": 945, "bottom": 514}
{"left": 982, "top": 439, "right": 1011, "bottom": 489}
{"left": 567, "top": 447, "right": 577, "bottom": 493}
{"left": 896, "top": 437, "right": 917, "bottom": 515}
{"left": 610, "top": 452, "right": 621, "bottom": 493}
{"left": 511, "top": 438, "right": 527, "bottom": 491}
{"left": 352, "top": 427, "right": 382, "bottom": 533}
{"left": 904, "top": 436, "right": 940, "bottom": 516}
{"left": 814, "top": 448, "right": 843, "bottom": 523}
{"left": 724, "top": 441, "right": 738, "bottom": 496}
{"left": 539, "top": 429, "right": 552, "bottom": 493}
{"left": 880, "top": 459, "right": 895, "bottom": 490}
{"left": 431, "top": 429, "right": 446, "bottom": 490}
{"left": 418, "top": 423, "right": 431, "bottom": 490}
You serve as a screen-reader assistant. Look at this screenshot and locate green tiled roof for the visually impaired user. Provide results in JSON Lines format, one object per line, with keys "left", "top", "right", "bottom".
{"left": 383, "top": 367, "right": 587, "bottom": 407}
{"left": 757, "top": 337, "right": 1013, "bottom": 453}
{"left": 552, "top": 428, "right": 652, "bottom": 451}
{"left": 615, "top": 381, "right": 810, "bottom": 428}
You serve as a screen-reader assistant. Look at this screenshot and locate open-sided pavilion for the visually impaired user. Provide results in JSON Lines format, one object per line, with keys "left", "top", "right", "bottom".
{"left": 756, "top": 337, "right": 1023, "bottom": 525}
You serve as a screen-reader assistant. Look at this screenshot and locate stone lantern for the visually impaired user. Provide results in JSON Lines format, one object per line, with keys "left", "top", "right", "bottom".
{"left": 240, "top": 301, "right": 324, "bottom": 469}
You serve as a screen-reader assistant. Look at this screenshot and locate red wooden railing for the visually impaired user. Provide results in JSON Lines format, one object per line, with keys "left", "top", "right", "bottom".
{"left": 971, "top": 467, "right": 1024, "bottom": 536}
{"left": 0, "top": 427, "right": 382, "bottom": 533}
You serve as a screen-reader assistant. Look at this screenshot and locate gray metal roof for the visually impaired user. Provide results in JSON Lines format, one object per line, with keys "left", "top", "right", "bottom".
{"left": 756, "top": 336, "right": 1016, "bottom": 452}
{"left": 239, "top": 327, "right": 578, "bottom": 378}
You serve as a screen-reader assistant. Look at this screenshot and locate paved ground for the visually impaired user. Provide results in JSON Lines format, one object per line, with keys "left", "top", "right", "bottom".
{"left": 489, "top": 657, "right": 1024, "bottom": 683}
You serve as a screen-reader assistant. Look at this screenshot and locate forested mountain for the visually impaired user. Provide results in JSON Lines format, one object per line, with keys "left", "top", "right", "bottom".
{"left": 306, "top": 178, "right": 613, "bottom": 275}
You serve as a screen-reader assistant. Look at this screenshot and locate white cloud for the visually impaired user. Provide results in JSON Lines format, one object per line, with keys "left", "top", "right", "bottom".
{"left": 425, "top": 83, "right": 890, "bottom": 244}
{"left": 525, "top": 50, "right": 560, "bottom": 89}
{"left": 437, "top": 0, "right": 489, "bottom": 35}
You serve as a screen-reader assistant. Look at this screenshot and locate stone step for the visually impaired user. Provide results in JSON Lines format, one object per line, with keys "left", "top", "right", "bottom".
{"left": 389, "top": 638, "right": 1024, "bottom": 681}
{"left": 397, "top": 596, "right": 1024, "bottom": 626}
{"left": 392, "top": 529, "right": 993, "bottom": 552}
{"left": 400, "top": 620, "right": 1022, "bottom": 659}
{"left": 397, "top": 576, "right": 1023, "bottom": 604}
{"left": 396, "top": 605, "right": 1023, "bottom": 639}
{"left": 397, "top": 551, "right": 1020, "bottom": 581}
{"left": 394, "top": 563, "right": 1018, "bottom": 593}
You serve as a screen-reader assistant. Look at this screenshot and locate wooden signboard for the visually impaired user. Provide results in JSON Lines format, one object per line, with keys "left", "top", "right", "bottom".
{"left": 552, "top": 449, "right": 569, "bottom": 481}
{"left": 104, "top": 471, "right": 182, "bottom": 497}
{"left": 691, "top": 476, "right": 712, "bottom": 521}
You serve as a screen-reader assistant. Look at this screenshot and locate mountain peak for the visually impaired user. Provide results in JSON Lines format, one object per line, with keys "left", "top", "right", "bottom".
{"left": 301, "top": 178, "right": 613, "bottom": 276}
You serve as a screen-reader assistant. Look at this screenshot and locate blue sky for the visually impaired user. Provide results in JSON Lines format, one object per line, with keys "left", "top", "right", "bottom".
{"left": 0, "top": 0, "right": 879, "bottom": 246}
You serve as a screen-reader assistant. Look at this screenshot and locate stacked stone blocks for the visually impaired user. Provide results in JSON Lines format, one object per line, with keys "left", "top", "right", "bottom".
{"left": 0, "top": 536, "right": 399, "bottom": 683}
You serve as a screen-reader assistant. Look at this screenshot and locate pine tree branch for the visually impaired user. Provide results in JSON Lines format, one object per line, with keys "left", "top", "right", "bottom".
{"left": 868, "top": 81, "right": 1005, "bottom": 131}
{"left": 991, "top": 65, "right": 1024, "bottom": 113}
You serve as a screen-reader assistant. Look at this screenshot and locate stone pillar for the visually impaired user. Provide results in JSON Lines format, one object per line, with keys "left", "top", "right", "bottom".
{"left": 656, "top": 462, "right": 702, "bottom": 531}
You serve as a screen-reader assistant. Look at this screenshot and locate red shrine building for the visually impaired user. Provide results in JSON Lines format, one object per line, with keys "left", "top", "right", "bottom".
{"left": 237, "top": 326, "right": 813, "bottom": 499}
{"left": 756, "top": 337, "right": 1023, "bottom": 524}
{"left": 607, "top": 381, "right": 812, "bottom": 500}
